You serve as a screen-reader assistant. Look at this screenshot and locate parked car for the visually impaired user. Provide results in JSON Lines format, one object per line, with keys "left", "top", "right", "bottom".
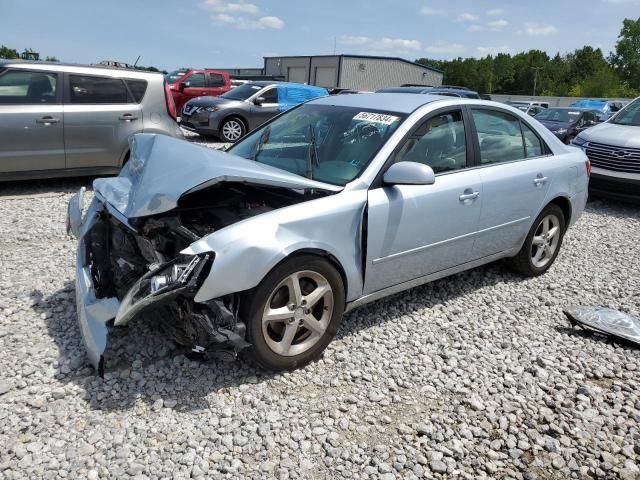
{"left": 512, "top": 104, "right": 546, "bottom": 117}
{"left": 68, "top": 94, "right": 588, "bottom": 373}
{"left": 568, "top": 99, "right": 626, "bottom": 120}
{"left": 572, "top": 96, "right": 640, "bottom": 202}
{"left": 165, "top": 68, "right": 231, "bottom": 113}
{"left": 0, "top": 60, "right": 181, "bottom": 181}
{"left": 507, "top": 100, "right": 550, "bottom": 109}
{"left": 180, "top": 81, "right": 328, "bottom": 142}
{"left": 377, "top": 86, "right": 481, "bottom": 99}
{"left": 533, "top": 107, "right": 601, "bottom": 144}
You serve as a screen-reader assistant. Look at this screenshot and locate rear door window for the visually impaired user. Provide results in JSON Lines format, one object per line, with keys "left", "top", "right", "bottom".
{"left": 207, "top": 73, "right": 226, "bottom": 87}
{"left": 0, "top": 70, "right": 58, "bottom": 104}
{"left": 124, "top": 79, "right": 148, "bottom": 103}
{"left": 472, "top": 109, "right": 525, "bottom": 165}
{"left": 69, "top": 75, "right": 129, "bottom": 104}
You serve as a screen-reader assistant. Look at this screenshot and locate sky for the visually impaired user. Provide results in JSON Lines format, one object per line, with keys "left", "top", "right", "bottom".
{"left": 1, "top": 0, "right": 638, "bottom": 71}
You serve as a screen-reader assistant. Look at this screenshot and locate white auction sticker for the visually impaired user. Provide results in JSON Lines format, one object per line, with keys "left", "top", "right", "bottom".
{"left": 353, "top": 112, "right": 400, "bottom": 125}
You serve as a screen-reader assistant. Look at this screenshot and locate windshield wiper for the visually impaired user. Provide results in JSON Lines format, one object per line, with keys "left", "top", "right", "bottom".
{"left": 306, "top": 124, "right": 320, "bottom": 180}
{"left": 250, "top": 125, "right": 271, "bottom": 161}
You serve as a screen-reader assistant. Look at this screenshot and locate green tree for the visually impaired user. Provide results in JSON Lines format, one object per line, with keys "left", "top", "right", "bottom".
{"left": 611, "top": 17, "right": 640, "bottom": 90}
{"left": 0, "top": 45, "right": 19, "bottom": 59}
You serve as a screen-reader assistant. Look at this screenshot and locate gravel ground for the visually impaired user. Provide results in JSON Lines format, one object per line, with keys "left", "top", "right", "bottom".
{"left": 1, "top": 141, "right": 639, "bottom": 479}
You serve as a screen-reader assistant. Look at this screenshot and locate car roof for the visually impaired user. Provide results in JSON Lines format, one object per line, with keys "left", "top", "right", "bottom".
{"left": 309, "top": 92, "right": 448, "bottom": 113}
{"left": 0, "top": 59, "right": 163, "bottom": 77}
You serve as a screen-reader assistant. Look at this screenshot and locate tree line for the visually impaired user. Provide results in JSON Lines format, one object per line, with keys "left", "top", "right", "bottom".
{"left": 416, "top": 17, "right": 640, "bottom": 98}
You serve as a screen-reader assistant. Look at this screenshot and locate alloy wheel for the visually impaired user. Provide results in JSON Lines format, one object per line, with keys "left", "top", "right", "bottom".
{"left": 531, "top": 213, "right": 561, "bottom": 268}
{"left": 222, "top": 120, "right": 243, "bottom": 141}
{"left": 261, "top": 270, "right": 334, "bottom": 357}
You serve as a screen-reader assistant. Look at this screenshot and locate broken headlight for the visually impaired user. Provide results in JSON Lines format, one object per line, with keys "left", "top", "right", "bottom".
{"left": 149, "top": 254, "right": 213, "bottom": 296}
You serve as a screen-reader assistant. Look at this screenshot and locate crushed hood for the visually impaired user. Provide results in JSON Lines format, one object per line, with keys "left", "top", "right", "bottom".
{"left": 94, "top": 134, "right": 341, "bottom": 219}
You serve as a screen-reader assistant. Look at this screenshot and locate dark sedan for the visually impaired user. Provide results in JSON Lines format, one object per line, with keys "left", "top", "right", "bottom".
{"left": 534, "top": 108, "right": 601, "bottom": 144}
{"left": 180, "top": 81, "right": 328, "bottom": 142}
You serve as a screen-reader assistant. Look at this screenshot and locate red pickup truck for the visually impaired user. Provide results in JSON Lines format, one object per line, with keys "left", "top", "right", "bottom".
{"left": 166, "top": 68, "right": 231, "bottom": 114}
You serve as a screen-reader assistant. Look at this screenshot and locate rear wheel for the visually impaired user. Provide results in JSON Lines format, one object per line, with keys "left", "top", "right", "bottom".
{"left": 219, "top": 117, "right": 246, "bottom": 142}
{"left": 243, "top": 255, "right": 345, "bottom": 371}
{"left": 508, "top": 204, "right": 566, "bottom": 276}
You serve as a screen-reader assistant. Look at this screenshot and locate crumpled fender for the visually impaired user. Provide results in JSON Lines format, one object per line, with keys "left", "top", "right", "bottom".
{"left": 182, "top": 188, "right": 368, "bottom": 304}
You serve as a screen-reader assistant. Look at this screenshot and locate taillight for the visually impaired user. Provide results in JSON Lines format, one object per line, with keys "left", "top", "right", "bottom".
{"left": 585, "top": 159, "right": 591, "bottom": 177}
{"left": 164, "top": 83, "right": 178, "bottom": 121}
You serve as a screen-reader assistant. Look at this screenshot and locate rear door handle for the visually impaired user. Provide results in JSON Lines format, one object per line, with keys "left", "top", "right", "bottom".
{"left": 118, "top": 114, "right": 138, "bottom": 122}
{"left": 533, "top": 175, "right": 548, "bottom": 186}
{"left": 459, "top": 190, "right": 480, "bottom": 202}
{"left": 36, "top": 116, "right": 60, "bottom": 125}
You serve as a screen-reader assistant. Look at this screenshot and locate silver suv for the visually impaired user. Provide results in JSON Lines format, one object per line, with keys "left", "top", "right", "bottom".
{"left": 0, "top": 60, "right": 182, "bottom": 180}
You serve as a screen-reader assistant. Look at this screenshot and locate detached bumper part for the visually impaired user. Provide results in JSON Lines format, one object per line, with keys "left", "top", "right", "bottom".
{"left": 75, "top": 257, "right": 119, "bottom": 374}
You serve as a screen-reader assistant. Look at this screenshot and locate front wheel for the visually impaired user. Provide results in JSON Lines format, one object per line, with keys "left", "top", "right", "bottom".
{"left": 508, "top": 204, "right": 566, "bottom": 276}
{"left": 219, "top": 117, "right": 246, "bottom": 143}
{"left": 243, "top": 255, "right": 345, "bottom": 371}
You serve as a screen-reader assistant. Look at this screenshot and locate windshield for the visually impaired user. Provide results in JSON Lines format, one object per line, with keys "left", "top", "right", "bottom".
{"left": 228, "top": 104, "right": 406, "bottom": 186}
{"left": 221, "top": 83, "right": 265, "bottom": 100}
{"left": 166, "top": 70, "right": 186, "bottom": 84}
{"left": 535, "top": 108, "right": 581, "bottom": 123}
{"left": 611, "top": 98, "right": 640, "bottom": 126}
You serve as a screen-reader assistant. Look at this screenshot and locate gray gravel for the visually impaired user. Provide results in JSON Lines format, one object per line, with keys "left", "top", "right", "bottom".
{"left": 1, "top": 143, "right": 639, "bottom": 479}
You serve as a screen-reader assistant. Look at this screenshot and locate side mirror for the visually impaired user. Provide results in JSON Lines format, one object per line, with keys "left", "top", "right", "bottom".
{"left": 383, "top": 162, "right": 435, "bottom": 186}
{"left": 254, "top": 96, "right": 266, "bottom": 105}
{"left": 180, "top": 82, "right": 189, "bottom": 91}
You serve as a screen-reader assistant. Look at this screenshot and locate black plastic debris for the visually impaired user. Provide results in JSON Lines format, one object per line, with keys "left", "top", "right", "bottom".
{"left": 564, "top": 306, "right": 640, "bottom": 346}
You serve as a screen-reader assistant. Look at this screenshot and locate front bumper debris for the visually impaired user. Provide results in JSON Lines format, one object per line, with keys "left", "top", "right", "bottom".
{"left": 68, "top": 192, "right": 119, "bottom": 374}
{"left": 68, "top": 188, "right": 250, "bottom": 375}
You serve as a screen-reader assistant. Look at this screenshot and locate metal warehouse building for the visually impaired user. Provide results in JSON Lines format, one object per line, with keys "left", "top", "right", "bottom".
{"left": 263, "top": 55, "right": 443, "bottom": 91}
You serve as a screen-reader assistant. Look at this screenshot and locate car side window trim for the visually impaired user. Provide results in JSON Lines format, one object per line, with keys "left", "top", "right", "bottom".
{"left": 370, "top": 105, "right": 475, "bottom": 189}
{"left": 0, "top": 68, "right": 63, "bottom": 105}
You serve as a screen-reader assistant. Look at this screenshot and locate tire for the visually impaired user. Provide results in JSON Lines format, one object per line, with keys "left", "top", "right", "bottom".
{"left": 508, "top": 204, "right": 566, "bottom": 277}
{"left": 243, "top": 255, "right": 345, "bottom": 371}
{"left": 219, "top": 117, "right": 246, "bottom": 143}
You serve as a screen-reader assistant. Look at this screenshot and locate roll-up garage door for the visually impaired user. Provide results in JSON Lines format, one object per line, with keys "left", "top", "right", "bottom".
{"left": 287, "top": 67, "right": 307, "bottom": 84}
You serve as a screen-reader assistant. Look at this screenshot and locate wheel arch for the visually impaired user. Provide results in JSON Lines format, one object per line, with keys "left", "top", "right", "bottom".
{"left": 278, "top": 248, "right": 349, "bottom": 302}
{"left": 547, "top": 196, "right": 572, "bottom": 231}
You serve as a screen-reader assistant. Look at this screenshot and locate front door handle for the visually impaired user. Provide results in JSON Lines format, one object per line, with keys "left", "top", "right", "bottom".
{"left": 533, "top": 175, "right": 548, "bottom": 186}
{"left": 118, "top": 114, "right": 138, "bottom": 122}
{"left": 36, "top": 116, "right": 60, "bottom": 125}
{"left": 459, "top": 190, "right": 480, "bottom": 202}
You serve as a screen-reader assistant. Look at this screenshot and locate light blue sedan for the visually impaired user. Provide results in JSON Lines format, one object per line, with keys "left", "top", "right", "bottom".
{"left": 68, "top": 93, "right": 589, "bottom": 373}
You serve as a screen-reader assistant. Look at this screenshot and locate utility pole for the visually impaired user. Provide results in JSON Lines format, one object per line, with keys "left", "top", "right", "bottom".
{"left": 532, "top": 67, "right": 542, "bottom": 96}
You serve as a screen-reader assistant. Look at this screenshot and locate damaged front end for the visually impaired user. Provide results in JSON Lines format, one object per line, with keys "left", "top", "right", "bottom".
{"left": 68, "top": 134, "right": 339, "bottom": 374}
{"left": 69, "top": 197, "right": 251, "bottom": 375}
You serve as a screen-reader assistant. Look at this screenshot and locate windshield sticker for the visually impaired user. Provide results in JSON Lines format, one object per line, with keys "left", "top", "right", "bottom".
{"left": 568, "top": 111, "right": 580, "bottom": 115}
{"left": 354, "top": 112, "right": 400, "bottom": 125}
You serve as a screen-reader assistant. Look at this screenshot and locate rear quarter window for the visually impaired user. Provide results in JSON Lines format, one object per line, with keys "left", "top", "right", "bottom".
{"left": 124, "top": 79, "right": 148, "bottom": 103}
